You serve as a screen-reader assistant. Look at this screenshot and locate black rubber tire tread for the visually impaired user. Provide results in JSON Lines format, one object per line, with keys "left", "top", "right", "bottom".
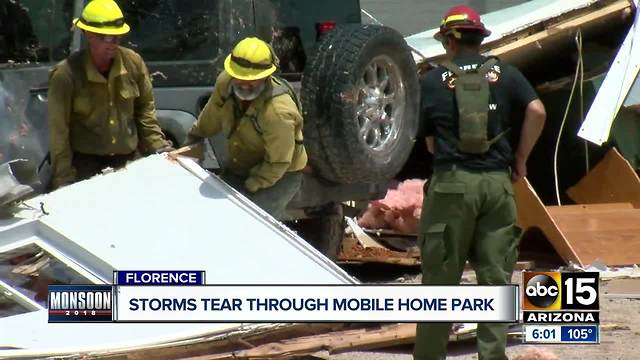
{"left": 300, "top": 28, "right": 343, "bottom": 181}
{"left": 301, "top": 25, "right": 419, "bottom": 183}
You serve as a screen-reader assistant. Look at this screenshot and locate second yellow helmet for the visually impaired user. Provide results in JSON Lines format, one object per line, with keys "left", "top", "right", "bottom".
{"left": 224, "top": 37, "right": 277, "bottom": 81}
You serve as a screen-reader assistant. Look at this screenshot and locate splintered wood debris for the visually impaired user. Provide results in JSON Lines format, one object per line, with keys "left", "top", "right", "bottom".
{"left": 179, "top": 323, "right": 481, "bottom": 360}
{"left": 338, "top": 237, "right": 420, "bottom": 266}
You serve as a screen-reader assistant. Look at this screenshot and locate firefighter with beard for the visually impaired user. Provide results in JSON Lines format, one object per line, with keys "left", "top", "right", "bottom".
{"left": 187, "top": 37, "right": 307, "bottom": 219}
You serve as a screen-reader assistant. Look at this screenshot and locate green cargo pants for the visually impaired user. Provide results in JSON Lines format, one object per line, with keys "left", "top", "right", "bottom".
{"left": 413, "top": 166, "right": 522, "bottom": 360}
{"left": 222, "top": 171, "right": 302, "bottom": 220}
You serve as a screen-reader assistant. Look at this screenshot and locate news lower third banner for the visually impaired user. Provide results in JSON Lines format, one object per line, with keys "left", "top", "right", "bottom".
{"left": 49, "top": 271, "right": 519, "bottom": 323}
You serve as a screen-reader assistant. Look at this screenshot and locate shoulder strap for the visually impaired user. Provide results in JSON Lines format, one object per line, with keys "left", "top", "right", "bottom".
{"left": 440, "top": 60, "right": 465, "bottom": 76}
{"left": 270, "top": 76, "right": 302, "bottom": 113}
{"left": 252, "top": 76, "right": 304, "bottom": 145}
{"left": 477, "top": 57, "right": 498, "bottom": 75}
{"left": 441, "top": 57, "right": 498, "bottom": 76}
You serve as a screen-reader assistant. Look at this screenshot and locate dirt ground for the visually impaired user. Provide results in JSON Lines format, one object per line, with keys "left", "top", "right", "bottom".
{"left": 330, "top": 266, "right": 640, "bottom": 360}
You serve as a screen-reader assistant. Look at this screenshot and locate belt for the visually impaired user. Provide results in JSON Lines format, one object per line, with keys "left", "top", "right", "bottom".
{"left": 434, "top": 163, "right": 510, "bottom": 173}
{"left": 73, "top": 151, "right": 137, "bottom": 166}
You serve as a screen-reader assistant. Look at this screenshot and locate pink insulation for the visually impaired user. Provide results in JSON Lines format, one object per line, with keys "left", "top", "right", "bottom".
{"left": 358, "top": 179, "right": 427, "bottom": 234}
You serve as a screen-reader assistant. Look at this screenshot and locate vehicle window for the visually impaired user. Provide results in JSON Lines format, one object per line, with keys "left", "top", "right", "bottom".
{"left": 0, "top": 0, "right": 74, "bottom": 64}
{"left": 120, "top": 0, "right": 221, "bottom": 61}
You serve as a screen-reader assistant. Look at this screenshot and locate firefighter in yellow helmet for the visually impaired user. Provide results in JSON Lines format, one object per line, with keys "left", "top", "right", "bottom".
{"left": 187, "top": 37, "right": 308, "bottom": 219}
{"left": 47, "top": 0, "right": 173, "bottom": 189}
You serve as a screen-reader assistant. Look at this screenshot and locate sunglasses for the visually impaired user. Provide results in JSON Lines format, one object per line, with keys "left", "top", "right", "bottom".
{"left": 95, "top": 34, "right": 124, "bottom": 44}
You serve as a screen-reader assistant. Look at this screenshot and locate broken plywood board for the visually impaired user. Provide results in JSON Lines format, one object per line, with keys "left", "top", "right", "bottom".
{"left": 488, "top": 0, "right": 633, "bottom": 67}
{"left": 338, "top": 237, "right": 420, "bottom": 266}
{"left": 182, "top": 323, "right": 481, "bottom": 360}
{"left": 514, "top": 178, "right": 582, "bottom": 265}
{"left": 339, "top": 237, "right": 535, "bottom": 270}
{"left": 516, "top": 174, "right": 640, "bottom": 266}
{"left": 80, "top": 324, "right": 349, "bottom": 360}
{"left": 567, "top": 148, "right": 640, "bottom": 207}
{"left": 406, "top": 0, "right": 633, "bottom": 66}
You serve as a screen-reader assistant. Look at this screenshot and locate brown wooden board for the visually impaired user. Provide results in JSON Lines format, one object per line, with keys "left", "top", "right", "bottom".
{"left": 567, "top": 148, "right": 640, "bottom": 207}
{"left": 488, "top": 0, "right": 633, "bottom": 67}
{"left": 86, "top": 324, "right": 347, "bottom": 360}
{"left": 420, "top": 1, "right": 633, "bottom": 70}
{"left": 550, "top": 208, "right": 640, "bottom": 232}
{"left": 547, "top": 202, "right": 634, "bottom": 215}
{"left": 514, "top": 179, "right": 583, "bottom": 265}
{"left": 180, "top": 323, "right": 484, "bottom": 360}
{"left": 516, "top": 148, "right": 640, "bottom": 266}
{"left": 169, "top": 143, "right": 204, "bottom": 161}
{"left": 557, "top": 228, "right": 640, "bottom": 266}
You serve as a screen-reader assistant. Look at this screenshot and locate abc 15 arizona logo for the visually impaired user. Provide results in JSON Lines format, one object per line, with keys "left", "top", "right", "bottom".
{"left": 523, "top": 272, "right": 599, "bottom": 324}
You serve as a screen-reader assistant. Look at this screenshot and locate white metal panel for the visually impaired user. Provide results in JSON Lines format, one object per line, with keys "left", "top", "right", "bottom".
{"left": 25, "top": 155, "right": 353, "bottom": 284}
{"left": 0, "top": 155, "right": 354, "bottom": 355}
{"left": 578, "top": 0, "right": 640, "bottom": 145}
{"left": 0, "top": 311, "right": 241, "bottom": 355}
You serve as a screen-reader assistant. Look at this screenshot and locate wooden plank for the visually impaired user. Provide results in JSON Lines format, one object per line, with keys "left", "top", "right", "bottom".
{"left": 168, "top": 143, "right": 203, "bottom": 160}
{"left": 555, "top": 229, "right": 640, "bottom": 266}
{"left": 488, "top": 0, "right": 632, "bottom": 66}
{"left": 547, "top": 203, "right": 634, "bottom": 215}
{"left": 182, "top": 324, "right": 418, "bottom": 360}
{"left": 552, "top": 209, "right": 640, "bottom": 232}
{"left": 92, "top": 324, "right": 347, "bottom": 360}
{"left": 338, "top": 237, "right": 420, "bottom": 266}
{"left": 514, "top": 178, "right": 583, "bottom": 265}
{"left": 567, "top": 148, "right": 640, "bottom": 207}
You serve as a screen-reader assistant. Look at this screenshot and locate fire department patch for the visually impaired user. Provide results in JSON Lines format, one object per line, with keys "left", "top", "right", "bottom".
{"left": 447, "top": 76, "right": 456, "bottom": 89}
{"left": 486, "top": 70, "right": 500, "bottom": 83}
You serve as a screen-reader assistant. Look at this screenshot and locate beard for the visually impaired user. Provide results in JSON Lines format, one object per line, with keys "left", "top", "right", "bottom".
{"left": 231, "top": 80, "right": 266, "bottom": 101}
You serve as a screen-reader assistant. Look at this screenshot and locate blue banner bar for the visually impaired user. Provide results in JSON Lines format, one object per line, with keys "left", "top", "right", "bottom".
{"left": 561, "top": 325, "right": 599, "bottom": 343}
{"left": 116, "top": 271, "right": 205, "bottom": 285}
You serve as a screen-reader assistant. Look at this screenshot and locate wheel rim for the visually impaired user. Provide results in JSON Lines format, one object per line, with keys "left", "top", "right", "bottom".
{"left": 355, "top": 55, "right": 406, "bottom": 155}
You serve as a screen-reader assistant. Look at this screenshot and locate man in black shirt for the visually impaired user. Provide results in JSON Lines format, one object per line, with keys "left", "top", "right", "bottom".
{"left": 414, "top": 5, "right": 546, "bottom": 360}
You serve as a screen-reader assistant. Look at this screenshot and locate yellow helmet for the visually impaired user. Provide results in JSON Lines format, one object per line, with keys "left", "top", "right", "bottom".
{"left": 224, "top": 37, "right": 277, "bottom": 81}
{"left": 73, "top": 0, "right": 130, "bottom": 36}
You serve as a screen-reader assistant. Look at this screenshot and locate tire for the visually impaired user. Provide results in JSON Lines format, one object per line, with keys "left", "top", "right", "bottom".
{"left": 301, "top": 25, "right": 419, "bottom": 184}
{"left": 297, "top": 203, "right": 345, "bottom": 260}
